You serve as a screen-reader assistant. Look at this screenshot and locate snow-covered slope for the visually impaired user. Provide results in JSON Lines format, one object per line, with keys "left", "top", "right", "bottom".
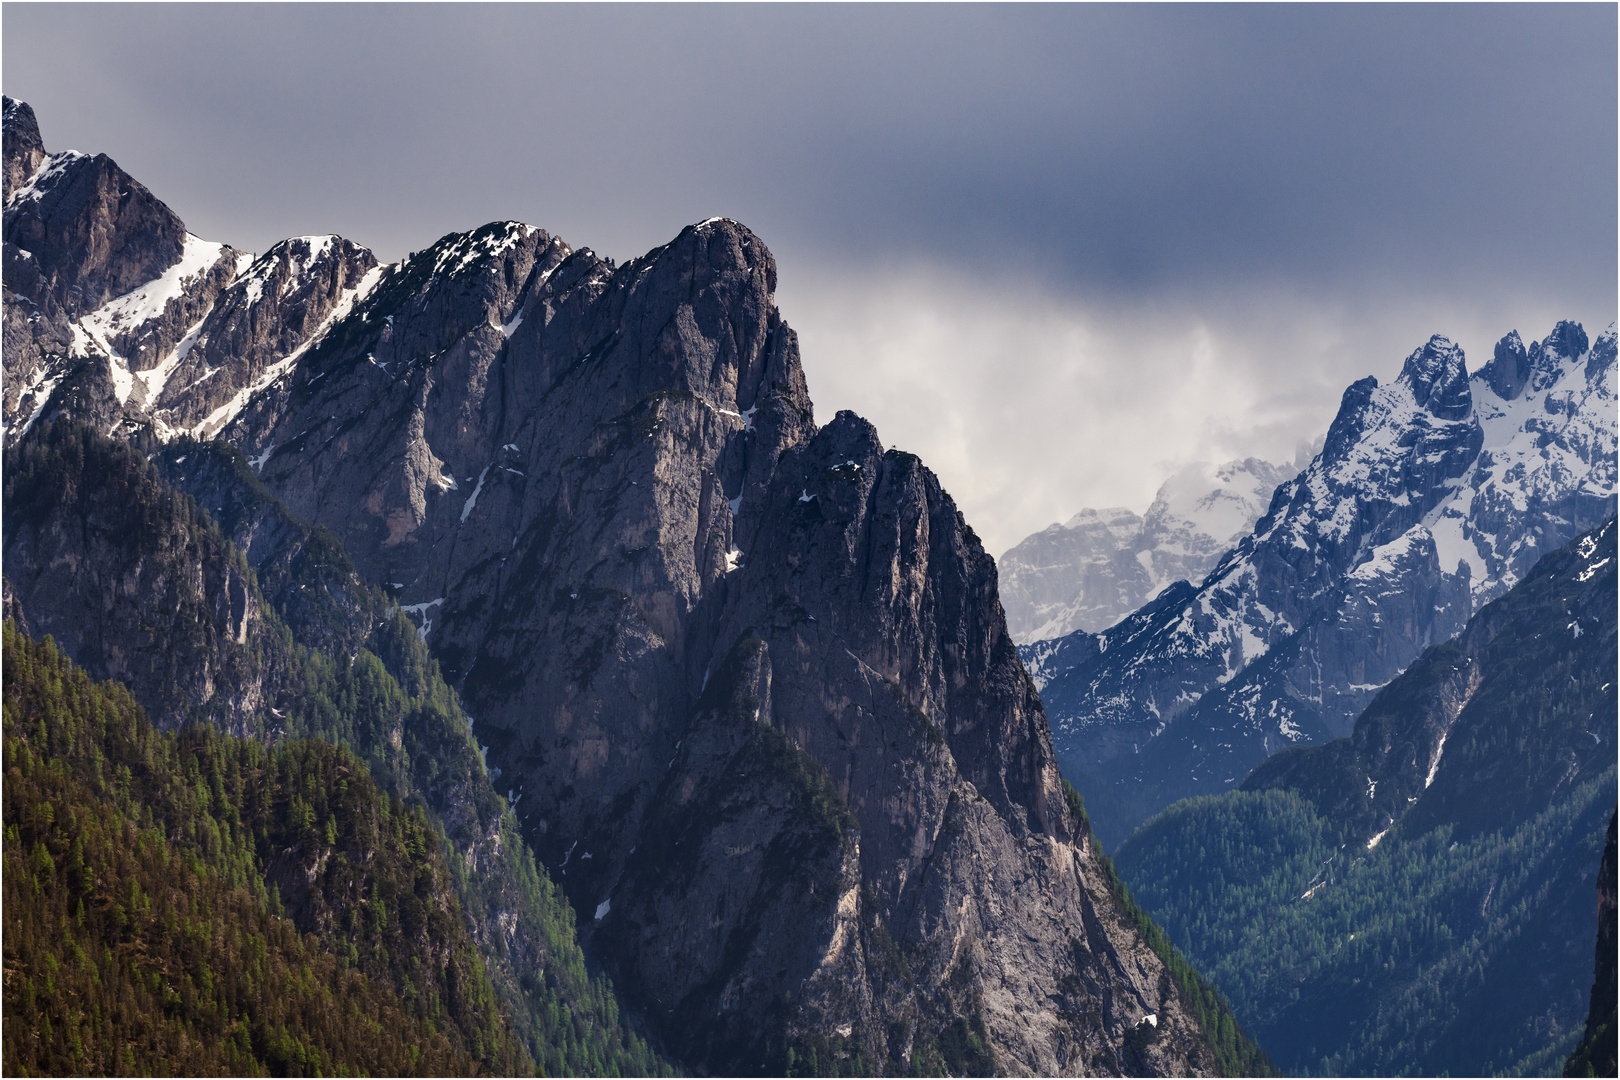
{"left": 1028, "top": 324, "right": 1618, "bottom": 848}
{"left": 999, "top": 456, "right": 1298, "bottom": 642}
{"left": 2, "top": 98, "right": 567, "bottom": 449}
{"left": 1, "top": 119, "right": 558, "bottom": 451}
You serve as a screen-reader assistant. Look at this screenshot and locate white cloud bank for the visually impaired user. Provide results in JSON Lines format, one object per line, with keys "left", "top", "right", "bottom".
{"left": 780, "top": 262, "right": 1609, "bottom": 556}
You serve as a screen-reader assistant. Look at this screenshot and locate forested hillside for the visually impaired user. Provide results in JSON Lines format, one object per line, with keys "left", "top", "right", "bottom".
{"left": 2, "top": 420, "right": 667, "bottom": 1077}
{"left": 1114, "top": 519, "right": 1618, "bottom": 1076}
{"left": 1060, "top": 781, "right": 1275, "bottom": 1079}
{"left": 3, "top": 623, "right": 527, "bottom": 1075}
{"left": 1564, "top": 812, "right": 1617, "bottom": 1078}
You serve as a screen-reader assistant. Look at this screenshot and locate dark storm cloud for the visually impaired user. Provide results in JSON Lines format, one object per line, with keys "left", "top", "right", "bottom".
{"left": 6, "top": 4, "right": 1611, "bottom": 292}
{"left": 4, "top": 4, "right": 1614, "bottom": 550}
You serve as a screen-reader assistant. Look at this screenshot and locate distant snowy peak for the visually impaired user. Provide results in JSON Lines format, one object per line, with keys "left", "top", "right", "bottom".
{"left": 1435, "top": 320, "right": 1615, "bottom": 603}
{"left": 1187, "top": 321, "right": 1613, "bottom": 689}
{"left": 998, "top": 454, "right": 1297, "bottom": 642}
{"left": 1032, "top": 319, "right": 1618, "bottom": 847}
{"left": 1062, "top": 504, "right": 1142, "bottom": 537}
{"left": 1264, "top": 320, "right": 1616, "bottom": 607}
{"left": 1250, "top": 334, "right": 1483, "bottom": 571}
{"left": 1141, "top": 456, "right": 1301, "bottom": 572}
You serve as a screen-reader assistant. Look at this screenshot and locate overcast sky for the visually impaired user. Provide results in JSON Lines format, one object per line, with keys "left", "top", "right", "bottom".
{"left": 5, "top": 4, "right": 1615, "bottom": 553}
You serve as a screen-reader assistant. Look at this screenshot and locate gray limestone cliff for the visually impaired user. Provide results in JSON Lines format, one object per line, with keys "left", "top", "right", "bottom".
{"left": 231, "top": 217, "right": 1212, "bottom": 1074}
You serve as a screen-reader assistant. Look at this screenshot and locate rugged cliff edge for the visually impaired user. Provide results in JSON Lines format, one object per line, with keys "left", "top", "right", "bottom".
{"left": 1, "top": 97, "right": 1246, "bottom": 1074}
{"left": 231, "top": 218, "right": 1211, "bottom": 1074}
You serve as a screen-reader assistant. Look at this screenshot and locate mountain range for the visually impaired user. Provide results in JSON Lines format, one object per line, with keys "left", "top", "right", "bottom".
{"left": 1024, "top": 324, "right": 1617, "bottom": 848}
{"left": 0, "top": 95, "right": 1262, "bottom": 1076}
{"left": 6, "top": 88, "right": 1612, "bottom": 1079}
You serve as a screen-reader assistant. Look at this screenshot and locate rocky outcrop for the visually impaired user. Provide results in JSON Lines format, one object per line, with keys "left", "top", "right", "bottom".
{"left": 5, "top": 138, "right": 198, "bottom": 324}
{"left": 149, "top": 233, "right": 380, "bottom": 435}
{"left": 1000, "top": 457, "right": 1298, "bottom": 643}
{"left": 597, "top": 411, "right": 1100, "bottom": 1071}
{"left": 227, "top": 216, "right": 1211, "bottom": 1073}
{"left": 1031, "top": 328, "right": 1617, "bottom": 848}
{"left": 3, "top": 97, "right": 45, "bottom": 201}
{"left": 2, "top": 421, "right": 269, "bottom": 736}
{"left": 0, "top": 105, "right": 365, "bottom": 449}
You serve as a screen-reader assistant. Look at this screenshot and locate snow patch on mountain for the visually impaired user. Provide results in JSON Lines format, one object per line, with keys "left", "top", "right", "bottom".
{"left": 79, "top": 234, "right": 227, "bottom": 348}
{"left": 3, "top": 149, "right": 85, "bottom": 208}
{"left": 430, "top": 221, "right": 539, "bottom": 279}
{"left": 64, "top": 234, "right": 233, "bottom": 408}
{"left": 235, "top": 235, "right": 345, "bottom": 307}
{"left": 187, "top": 263, "right": 385, "bottom": 440}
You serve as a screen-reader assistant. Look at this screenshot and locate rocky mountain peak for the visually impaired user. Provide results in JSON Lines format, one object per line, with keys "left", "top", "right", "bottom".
{"left": 1529, "top": 318, "right": 1591, "bottom": 392}
{"left": 2, "top": 96, "right": 45, "bottom": 201}
{"left": 1396, "top": 334, "right": 1472, "bottom": 420}
{"left": 3, "top": 133, "right": 193, "bottom": 322}
{"left": 1589, "top": 322, "right": 1617, "bottom": 385}
{"left": 1481, "top": 328, "right": 1531, "bottom": 400}
{"left": 1319, "top": 374, "right": 1380, "bottom": 461}
{"left": 1031, "top": 319, "right": 1614, "bottom": 848}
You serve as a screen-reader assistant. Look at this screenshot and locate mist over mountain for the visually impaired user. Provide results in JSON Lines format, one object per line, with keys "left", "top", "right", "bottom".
{"left": 1000, "top": 454, "right": 1310, "bottom": 643}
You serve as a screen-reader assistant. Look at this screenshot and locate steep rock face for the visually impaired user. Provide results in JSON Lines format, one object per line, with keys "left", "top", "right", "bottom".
{"left": 1, "top": 106, "right": 247, "bottom": 426}
{"left": 1031, "top": 329, "right": 1617, "bottom": 847}
{"left": 153, "top": 233, "right": 380, "bottom": 436}
{"left": 231, "top": 221, "right": 799, "bottom": 920}
{"left": 2, "top": 423, "right": 269, "bottom": 736}
{"left": 0, "top": 99, "right": 1225, "bottom": 1075}
{"left": 0, "top": 104, "right": 363, "bottom": 449}
{"left": 597, "top": 412, "right": 1088, "bottom": 1070}
{"left": 3, "top": 146, "right": 192, "bottom": 323}
{"left": 999, "top": 457, "right": 1297, "bottom": 643}
{"left": 2, "top": 97, "right": 45, "bottom": 200}
{"left": 231, "top": 219, "right": 1206, "bottom": 1073}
